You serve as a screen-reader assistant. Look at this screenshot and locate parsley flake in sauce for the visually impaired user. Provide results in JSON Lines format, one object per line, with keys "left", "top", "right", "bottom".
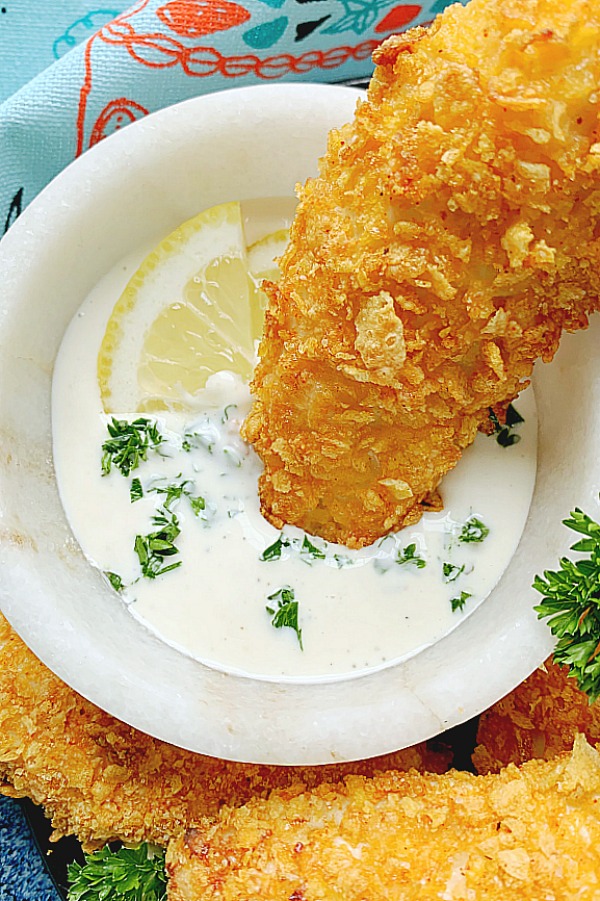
{"left": 450, "top": 591, "right": 472, "bottom": 612}
{"left": 396, "top": 543, "right": 426, "bottom": 568}
{"left": 266, "top": 586, "right": 303, "bottom": 650}
{"left": 101, "top": 417, "right": 163, "bottom": 477}
{"left": 130, "top": 478, "right": 144, "bottom": 503}
{"left": 134, "top": 508, "right": 182, "bottom": 580}
{"left": 443, "top": 562, "right": 465, "bottom": 583}
{"left": 458, "top": 516, "right": 490, "bottom": 544}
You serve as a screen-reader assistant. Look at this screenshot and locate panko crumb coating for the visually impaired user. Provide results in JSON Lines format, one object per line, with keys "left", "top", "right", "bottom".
{"left": 473, "top": 658, "right": 600, "bottom": 774}
{"left": 243, "top": 0, "right": 600, "bottom": 547}
{"left": 167, "top": 734, "right": 600, "bottom": 901}
{"left": 0, "top": 612, "right": 450, "bottom": 848}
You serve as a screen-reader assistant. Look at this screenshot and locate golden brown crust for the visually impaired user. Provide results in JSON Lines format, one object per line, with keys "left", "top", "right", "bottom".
{"left": 243, "top": 0, "right": 600, "bottom": 547}
{"left": 166, "top": 735, "right": 600, "bottom": 900}
{"left": 0, "top": 612, "right": 450, "bottom": 848}
{"left": 473, "top": 658, "right": 600, "bottom": 774}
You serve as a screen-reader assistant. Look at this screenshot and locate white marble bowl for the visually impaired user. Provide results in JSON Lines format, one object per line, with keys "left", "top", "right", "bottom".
{"left": 0, "top": 83, "right": 594, "bottom": 765}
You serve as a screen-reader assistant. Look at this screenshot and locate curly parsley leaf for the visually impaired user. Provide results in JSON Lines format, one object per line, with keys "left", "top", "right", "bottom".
{"left": 266, "top": 586, "right": 303, "bottom": 649}
{"left": 101, "top": 418, "right": 163, "bottom": 478}
{"left": 67, "top": 843, "right": 167, "bottom": 901}
{"left": 534, "top": 505, "right": 600, "bottom": 702}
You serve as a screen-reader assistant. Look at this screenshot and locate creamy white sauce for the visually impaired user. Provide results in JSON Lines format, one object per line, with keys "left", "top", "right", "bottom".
{"left": 52, "top": 199, "right": 538, "bottom": 682}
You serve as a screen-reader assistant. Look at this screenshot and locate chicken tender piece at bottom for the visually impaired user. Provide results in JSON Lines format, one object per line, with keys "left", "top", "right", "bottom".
{"left": 473, "top": 658, "right": 600, "bottom": 774}
{"left": 167, "top": 735, "right": 600, "bottom": 901}
{"left": 0, "top": 613, "right": 451, "bottom": 848}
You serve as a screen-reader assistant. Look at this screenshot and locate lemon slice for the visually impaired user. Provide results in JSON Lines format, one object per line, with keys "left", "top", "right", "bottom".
{"left": 98, "top": 202, "right": 287, "bottom": 414}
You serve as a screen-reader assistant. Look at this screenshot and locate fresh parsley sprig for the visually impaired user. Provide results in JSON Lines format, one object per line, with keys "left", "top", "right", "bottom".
{"left": 67, "top": 843, "right": 167, "bottom": 901}
{"left": 101, "top": 418, "right": 163, "bottom": 477}
{"left": 266, "top": 586, "right": 303, "bottom": 649}
{"left": 534, "top": 506, "right": 600, "bottom": 701}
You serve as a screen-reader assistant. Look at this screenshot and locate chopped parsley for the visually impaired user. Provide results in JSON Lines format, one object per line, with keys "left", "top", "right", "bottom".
{"left": 182, "top": 431, "right": 214, "bottom": 454}
{"left": 134, "top": 508, "right": 181, "bottom": 580}
{"left": 67, "top": 843, "right": 166, "bottom": 901}
{"left": 149, "top": 478, "right": 205, "bottom": 515}
{"left": 260, "top": 533, "right": 326, "bottom": 564}
{"left": 130, "top": 478, "right": 144, "bottom": 503}
{"left": 443, "top": 562, "right": 465, "bottom": 583}
{"left": 488, "top": 403, "right": 524, "bottom": 447}
{"left": 451, "top": 591, "right": 472, "bottom": 612}
{"left": 334, "top": 553, "right": 354, "bottom": 568}
{"left": 534, "top": 503, "right": 600, "bottom": 701}
{"left": 299, "top": 535, "right": 326, "bottom": 562}
{"left": 104, "top": 571, "right": 125, "bottom": 593}
{"left": 222, "top": 404, "right": 237, "bottom": 422}
{"left": 101, "top": 417, "right": 163, "bottom": 477}
{"left": 458, "top": 516, "right": 489, "bottom": 544}
{"left": 396, "top": 543, "right": 426, "bottom": 568}
{"left": 266, "top": 586, "right": 303, "bottom": 649}
{"left": 260, "top": 534, "right": 291, "bottom": 561}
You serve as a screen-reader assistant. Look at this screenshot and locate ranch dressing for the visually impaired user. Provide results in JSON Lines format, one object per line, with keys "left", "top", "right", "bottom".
{"left": 52, "top": 200, "right": 538, "bottom": 681}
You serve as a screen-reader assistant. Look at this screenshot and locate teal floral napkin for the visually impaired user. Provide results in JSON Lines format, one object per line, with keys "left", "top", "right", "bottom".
{"left": 0, "top": 0, "right": 454, "bottom": 234}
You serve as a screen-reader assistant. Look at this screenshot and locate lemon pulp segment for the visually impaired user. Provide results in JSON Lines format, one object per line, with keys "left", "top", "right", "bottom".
{"left": 98, "top": 201, "right": 287, "bottom": 414}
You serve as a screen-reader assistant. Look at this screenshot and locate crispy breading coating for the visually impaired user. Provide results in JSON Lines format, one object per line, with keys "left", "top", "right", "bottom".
{"left": 243, "top": 0, "right": 600, "bottom": 547}
{"left": 166, "top": 734, "right": 600, "bottom": 901}
{"left": 0, "top": 613, "right": 450, "bottom": 848}
{"left": 473, "top": 657, "right": 600, "bottom": 774}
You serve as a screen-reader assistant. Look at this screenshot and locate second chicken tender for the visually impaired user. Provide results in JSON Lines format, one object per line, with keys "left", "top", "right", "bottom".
{"left": 473, "top": 658, "right": 600, "bottom": 774}
{"left": 167, "top": 734, "right": 600, "bottom": 901}
{"left": 0, "top": 612, "right": 450, "bottom": 848}
{"left": 243, "top": 0, "right": 600, "bottom": 547}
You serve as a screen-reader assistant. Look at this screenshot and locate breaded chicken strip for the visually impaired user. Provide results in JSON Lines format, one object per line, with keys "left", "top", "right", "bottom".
{"left": 0, "top": 613, "right": 450, "bottom": 848}
{"left": 243, "top": 0, "right": 600, "bottom": 548}
{"left": 473, "top": 657, "right": 600, "bottom": 774}
{"left": 167, "top": 734, "right": 600, "bottom": 901}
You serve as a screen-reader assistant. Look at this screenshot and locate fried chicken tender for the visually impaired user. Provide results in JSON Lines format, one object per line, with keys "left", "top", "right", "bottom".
{"left": 0, "top": 613, "right": 450, "bottom": 849}
{"left": 243, "top": 0, "right": 600, "bottom": 548}
{"left": 167, "top": 734, "right": 600, "bottom": 901}
{"left": 473, "top": 657, "right": 600, "bottom": 774}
